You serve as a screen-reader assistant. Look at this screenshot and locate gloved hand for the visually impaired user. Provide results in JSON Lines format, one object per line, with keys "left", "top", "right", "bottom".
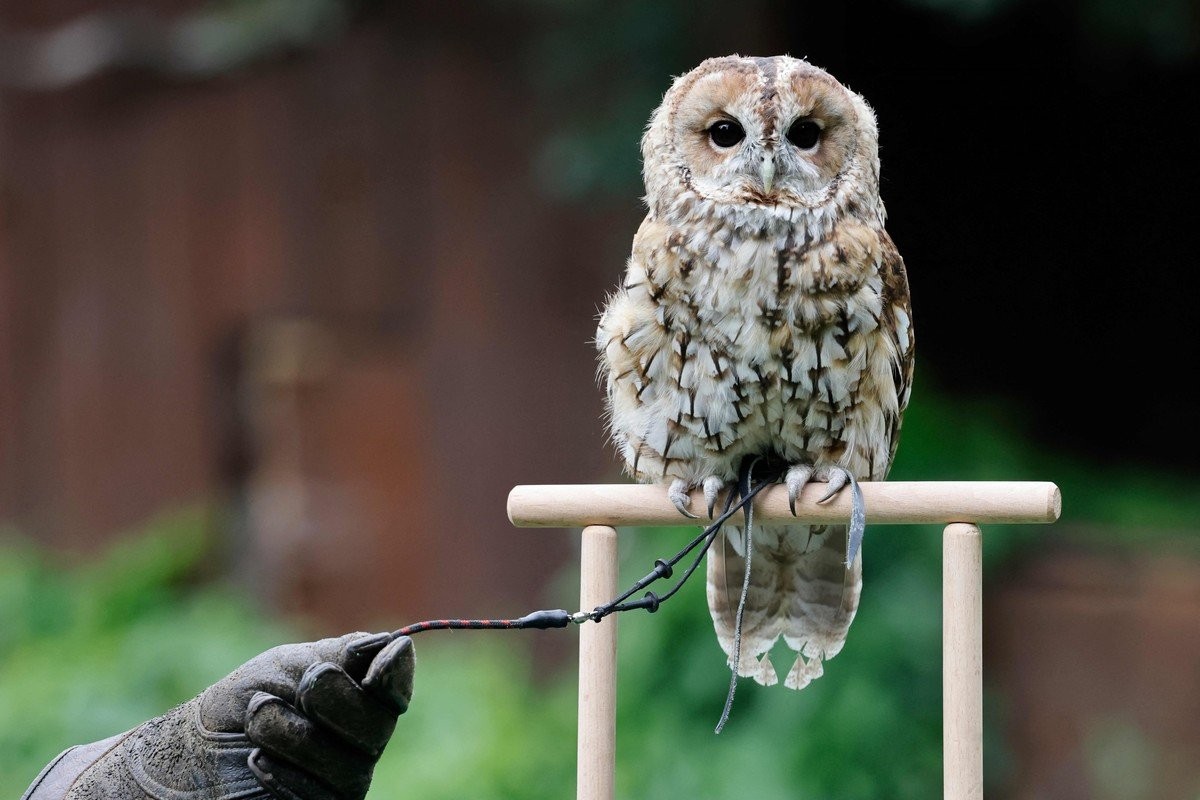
{"left": 23, "top": 632, "right": 414, "bottom": 800}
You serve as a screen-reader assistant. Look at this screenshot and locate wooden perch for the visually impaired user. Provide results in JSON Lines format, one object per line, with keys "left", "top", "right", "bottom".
{"left": 508, "top": 480, "right": 1061, "bottom": 528}
{"left": 507, "top": 480, "right": 1061, "bottom": 800}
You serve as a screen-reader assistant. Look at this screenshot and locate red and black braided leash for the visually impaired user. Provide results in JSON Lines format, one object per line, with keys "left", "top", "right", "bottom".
{"left": 391, "top": 610, "right": 574, "bottom": 637}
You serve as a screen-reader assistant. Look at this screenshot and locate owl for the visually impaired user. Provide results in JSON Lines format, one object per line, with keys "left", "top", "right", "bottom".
{"left": 595, "top": 55, "right": 914, "bottom": 690}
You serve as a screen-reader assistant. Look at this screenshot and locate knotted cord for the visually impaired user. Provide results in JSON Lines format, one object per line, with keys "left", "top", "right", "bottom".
{"left": 388, "top": 456, "right": 806, "bottom": 731}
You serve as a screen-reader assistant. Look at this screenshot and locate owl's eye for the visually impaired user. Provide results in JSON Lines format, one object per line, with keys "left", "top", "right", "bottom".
{"left": 708, "top": 120, "right": 745, "bottom": 148}
{"left": 787, "top": 119, "right": 821, "bottom": 150}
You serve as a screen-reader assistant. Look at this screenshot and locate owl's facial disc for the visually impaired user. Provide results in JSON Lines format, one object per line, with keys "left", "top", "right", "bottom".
{"left": 705, "top": 116, "right": 777, "bottom": 196}
{"left": 683, "top": 106, "right": 842, "bottom": 206}
{"left": 697, "top": 118, "right": 825, "bottom": 204}
{"left": 649, "top": 55, "right": 877, "bottom": 214}
{"left": 684, "top": 110, "right": 777, "bottom": 204}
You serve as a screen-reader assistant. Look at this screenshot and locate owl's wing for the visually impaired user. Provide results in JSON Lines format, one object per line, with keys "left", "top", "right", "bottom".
{"left": 876, "top": 229, "right": 915, "bottom": 476}
{"left": 596, "top": 216, "right": 729, "bottom": 485}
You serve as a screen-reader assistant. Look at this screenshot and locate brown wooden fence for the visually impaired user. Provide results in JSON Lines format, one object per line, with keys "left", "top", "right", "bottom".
{"left": 0, "top": 3, "right": 631, "bottom": 631}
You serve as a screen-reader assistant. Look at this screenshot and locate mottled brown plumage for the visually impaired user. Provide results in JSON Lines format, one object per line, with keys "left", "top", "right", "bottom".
{"left": 595, "top": 55, "right": 914, "bottom": 688}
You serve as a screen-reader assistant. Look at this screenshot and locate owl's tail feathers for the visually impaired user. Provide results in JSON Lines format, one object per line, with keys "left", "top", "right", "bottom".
{"left": 782, "top": 526, "right": 862, "bottom": 689}
{"left": 707, "top": 523, "right": 862, "bottom": 690}
{"left": 784, "top": 653, "right": 824, "bottom": 690}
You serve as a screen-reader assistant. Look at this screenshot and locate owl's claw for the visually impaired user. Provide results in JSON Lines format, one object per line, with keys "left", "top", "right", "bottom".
{"left": 819, "top": 467, "right": 866, "bottom": 566}
{"left": 785, "top": 464, "right": 866, "bottom": 567}
{"left": 668, "top": 479, "right": 699, "bottom": 519}
{"left": 786, "top": 465, "right": 814, "bottom": 516}
{"left": 703, "top": 476, "right": 725, "bottom": 519}
{"left": 816, "top": 468, "right": 850, "bottom": 503}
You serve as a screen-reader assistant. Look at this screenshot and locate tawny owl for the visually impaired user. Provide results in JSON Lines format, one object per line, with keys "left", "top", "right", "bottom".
{"left": 595, "top": 55, "right": 914, "bottom": 690}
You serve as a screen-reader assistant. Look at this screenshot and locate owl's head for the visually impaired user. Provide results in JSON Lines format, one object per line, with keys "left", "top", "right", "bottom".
{"left": 642, "top": 55, "right": 881, "bottom": 218}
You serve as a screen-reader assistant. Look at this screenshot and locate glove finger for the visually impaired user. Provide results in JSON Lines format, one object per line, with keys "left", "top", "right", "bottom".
{"left": 362, "top": 636, "right": 415, "bottom": 713}
{"left": 248, "top": 749, "right": 344, "bottom": 800}
{"left": 203, "top": 632, "right": 378, "bottom": 733}
{"left": 245, "top": 692, "right": 373, "bottom": 797}
{"left": 341, "top": 632, "right": 392, "bottom": 681}
{"left": 298, "top": 662, "right": 398, "bottom": 755}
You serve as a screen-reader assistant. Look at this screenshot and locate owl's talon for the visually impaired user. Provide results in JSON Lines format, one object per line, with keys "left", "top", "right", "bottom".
{"left": 812, "top": 467, "right": 868, "bottom": 566}
{"left": 703, "top": 476, "right": 725, "bottom": 519}
{"left": 785, "top": 465, "right": 814, "bottom": 516}
{"left": 789, "top": 465, "right": 866, "bottom": 565}
{"left": 816, "top": 468, "right": 850, "bottom": 504}
{"left": 668, "top": 479, "right": 699, "bottom": 519}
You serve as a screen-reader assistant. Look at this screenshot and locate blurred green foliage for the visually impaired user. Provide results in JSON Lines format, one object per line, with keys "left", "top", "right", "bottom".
{"left": 0, "top": 510, "right": 293, "bottom": 797}
{"left": 3, "top": 383, "right": 1198, "bottom": 798}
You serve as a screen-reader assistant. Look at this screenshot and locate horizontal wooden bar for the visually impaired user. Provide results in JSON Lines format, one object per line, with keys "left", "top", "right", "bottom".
{"left": 508, "top": 481, "right": 1061, "bottom": 528}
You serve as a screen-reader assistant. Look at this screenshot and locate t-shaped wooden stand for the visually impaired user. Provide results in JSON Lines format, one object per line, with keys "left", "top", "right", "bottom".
{"left": 507, "top": 481, "right": 1061, "bottom": 800}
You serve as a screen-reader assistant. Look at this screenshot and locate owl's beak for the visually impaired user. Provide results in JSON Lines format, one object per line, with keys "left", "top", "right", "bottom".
{"left": 760, "top": 156, "right": 776, "bottom": 195}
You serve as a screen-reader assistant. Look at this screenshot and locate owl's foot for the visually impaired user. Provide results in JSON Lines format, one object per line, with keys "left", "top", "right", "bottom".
{"left": 669, "top": 476, "right": 730, "bottom": 519}
{"left": 703, "top": 476, "right": 726, "bottom": 519}
{"left": 668, "top": 479, "right": 699, "bottom": 519}
{"left": 785, "top": 464, "right": 815, "bottom": 515}
{"left": 785, "top": 464, "right": 866, "bottom": 567}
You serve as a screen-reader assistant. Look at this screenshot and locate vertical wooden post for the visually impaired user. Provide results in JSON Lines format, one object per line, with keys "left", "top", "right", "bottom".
{"left": 577, "top": 525, "right": 618, "bottom": 800}
{"left": 943, "top": 522, "right": 983, "bottom": 800}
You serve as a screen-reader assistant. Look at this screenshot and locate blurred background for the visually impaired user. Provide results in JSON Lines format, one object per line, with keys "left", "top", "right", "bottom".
{"left": 1, "top": 1, "right": 1198, "bottom": 798}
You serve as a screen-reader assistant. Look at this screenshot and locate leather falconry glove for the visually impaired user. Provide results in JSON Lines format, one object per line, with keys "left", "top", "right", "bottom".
{"left": 22, "top": 632, "right": 414, "bottom": 800}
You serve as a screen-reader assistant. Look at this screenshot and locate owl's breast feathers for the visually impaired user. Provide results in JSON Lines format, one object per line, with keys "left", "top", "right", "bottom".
{"left": 597, "top": 211, "right": 913, "bottom": 486}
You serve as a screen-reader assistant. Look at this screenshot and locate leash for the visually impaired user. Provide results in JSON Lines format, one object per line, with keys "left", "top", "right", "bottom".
{"left": 387, "top": 457, "right": 790, "bottom": 730}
